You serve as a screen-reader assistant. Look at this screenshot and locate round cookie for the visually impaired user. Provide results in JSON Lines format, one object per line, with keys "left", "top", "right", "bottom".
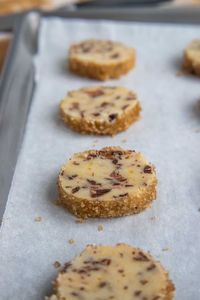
{"left": 183, "top": 39, "right": 200, "bottom": 76}
{"left": 46, "top": 244, "right": 175, "bottom": 300}
{"left": 68, "top": 39, "right": 136, "bottom": 80}
{"left": 58, "top": 147, "right": 157, "bottom": 219}
{"left": 60, "top": 86, "right": 141, "bottom": 136}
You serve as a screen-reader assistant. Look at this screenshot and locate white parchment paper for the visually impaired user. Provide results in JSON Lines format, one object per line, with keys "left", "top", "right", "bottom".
{"left": 0, "top": 18, "right": 200, "bottom": 300}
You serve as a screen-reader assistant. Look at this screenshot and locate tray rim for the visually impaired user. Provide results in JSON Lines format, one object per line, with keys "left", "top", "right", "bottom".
{"left": 0, "top": 12, "right": 40, "bottom": 223}
{"left": 0, "top": 15, "right": 19, "bottom": 223}
{"left": 44, "top": 5, "right": 200, "bottom": 24}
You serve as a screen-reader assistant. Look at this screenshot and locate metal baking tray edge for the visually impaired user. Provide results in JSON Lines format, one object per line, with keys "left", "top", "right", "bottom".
{"left": 45, "top": 5, "right": 200, "bottom": 24}
{"left": 0, "top": 13, "right": 40, "bottom": 222}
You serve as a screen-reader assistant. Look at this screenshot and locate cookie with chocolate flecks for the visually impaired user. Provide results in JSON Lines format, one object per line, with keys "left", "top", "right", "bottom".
{"left": 45, "top": 244, "right": 175, "bottom": 300}
{"left": 183, "top": 39, "right": 200, "bottom": 76}
{"left": 60, "top": 86, "right": 141, "bottom": 136}
{"left": 68, "top": 39, "right": 136, "bottom": 80}
{"left": 58, "top": 147, "right": 157, "bottom": 218}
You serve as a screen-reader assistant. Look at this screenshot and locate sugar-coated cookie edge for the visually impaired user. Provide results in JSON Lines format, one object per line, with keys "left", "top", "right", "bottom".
{"left": 57, "top": 147, "right": 157, "bottom": 219}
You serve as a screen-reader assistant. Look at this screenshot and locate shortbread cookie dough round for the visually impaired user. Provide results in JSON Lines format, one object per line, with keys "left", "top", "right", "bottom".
{"left": 183, "top": 40, "right": 200, "bottom": 76}
{"left": 58, "top": 147, "right": 157, "bottom": 218}
{"left": 46, "top": 244, "right": 175, "bottom": 300}
{"left": 68, "top": 39, "right": 136, "bottom": 80}
{"left": 60, "top": 86, "right": 141, "bottom": 136}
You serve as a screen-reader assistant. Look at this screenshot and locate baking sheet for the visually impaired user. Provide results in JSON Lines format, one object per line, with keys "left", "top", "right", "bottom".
{"left": 0, "top": 17, "right": 200, "bottom": 299}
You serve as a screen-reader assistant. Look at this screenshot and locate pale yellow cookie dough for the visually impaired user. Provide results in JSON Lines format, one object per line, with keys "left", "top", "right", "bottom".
{"left": 68, "top": 39, "right": 136, "bottom": 80}
{"left": 46, "top": 244, "right": 175, "bottom": 300}
{"left": 58, "top": 147, "right": 157, "bottom": 218}
{"left": 60, "top": 86, "right": 141, "bottom": 136}
{"left": 183, "top": 39, "right": 200, "bottom": 76}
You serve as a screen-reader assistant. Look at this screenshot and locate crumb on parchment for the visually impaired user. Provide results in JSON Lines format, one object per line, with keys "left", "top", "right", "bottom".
{"left": 121, "top": 138, "right": 127, "bottom": 143}
{"left": 162, "top": 248, "right": 170, "bottom": 252}
{"left": 93, "top": 139, "right": 99, "bottom": 144}
{"left": 75, "top": 218, "right": 85, "bottom": 224}
{"left": 97, "top": 224, "right": 104, "bottom": 232}
{"left": 92, "top": 139, "right": 99, "bottom": 147}
{"left": 53, "top": 261, "right": 61, "bottom": 268}
{"left": 34, "top": 216, "right": 42, "bottom": 222}
{"left": 68, "top": 239, "right": 75, "bottom": 245}
{"left": 150, "top": 216, "right": 157, "bottom": 221}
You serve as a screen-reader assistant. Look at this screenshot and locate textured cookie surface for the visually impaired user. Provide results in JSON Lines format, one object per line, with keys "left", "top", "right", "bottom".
{"left": 58, "top": 147, "right": 157, "bottom": 218}
{"left": 60, "top": 86, "right": 141, "bottom": 135}
{"left": 68, "top": 39, "right": 136, "bottom": 80}
{"left": 46, "top": 244, "right": 175, "bottom": 300}
{"left": 183, "top": 39, "right": 200, "bottom": 76}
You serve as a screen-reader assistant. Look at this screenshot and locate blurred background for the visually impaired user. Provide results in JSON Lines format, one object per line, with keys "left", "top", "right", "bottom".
{"left": 0, "top": 0, "right": 199, "bottom": 15}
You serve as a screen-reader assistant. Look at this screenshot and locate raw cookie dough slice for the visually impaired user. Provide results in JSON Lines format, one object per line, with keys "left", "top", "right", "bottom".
{"left": 183, "top": 39, "right": 200, "bottom": 76}
{"left": 68, "top": 39, "right": 136, "bottom": 80}
{"left": 58, "top": 147, "right": 157, "bottom": 218}
{"left": 60, "top": 86, "right": 141, "bottom": 136}
{"left": 46, "top": 244, "right": 175, "bottom": 300}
